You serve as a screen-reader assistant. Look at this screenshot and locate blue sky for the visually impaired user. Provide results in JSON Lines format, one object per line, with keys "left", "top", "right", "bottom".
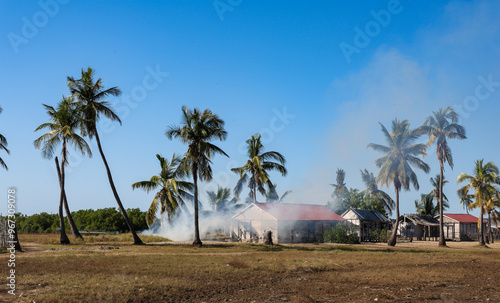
{"left": 1, "top": 0, "right": 499, "bottom": 218}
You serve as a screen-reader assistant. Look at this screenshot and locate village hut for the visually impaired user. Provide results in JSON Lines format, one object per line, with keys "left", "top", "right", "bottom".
{"left": 441, "top": 213, "right": 487, "bottom": 241}
{"left": 231, "top": 203, "right": 345, "bottom": 243}
{"left": 341, "top": 208, "right": 391, "bottom": 242}
{"left": 398, "top": 214, "right": 439, "bottom": 241}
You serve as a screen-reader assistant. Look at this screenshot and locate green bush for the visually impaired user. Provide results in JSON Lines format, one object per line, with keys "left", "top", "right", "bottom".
{"left": 368, "top": 228, "right": 390, "bottom": 242}
{"left": 323, "top": 223, "right": 360, "bottom": 244}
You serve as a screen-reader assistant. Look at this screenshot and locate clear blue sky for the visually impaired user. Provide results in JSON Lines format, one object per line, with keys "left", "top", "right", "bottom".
{"left": 1, "top": 0, "right": 499, "bottom": 218}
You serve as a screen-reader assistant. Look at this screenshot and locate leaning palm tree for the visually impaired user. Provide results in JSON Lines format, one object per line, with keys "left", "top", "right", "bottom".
{"left": 232, "top": 134, "right": 287, "bottom": 204}
{"left": 414, "top": 193, "right": 439, "bottom": 216}
{"left": 423, "top": 107, "right": 466, "bottom": 246}
{"left": 0, "top": 106, "right": 9, "bottom": 171}
{"left": 166, "top": 106, "right": 228, "bottom": 247}
{"left": 132, "top": 154, "right": 193, "bottom": 228}
{"left": 34, "top": 96, "right": 91, "bottom": 243}
{"left": 457, "top": 159, "right": 499, "bottom": 245}
{"left": 68, "top": 67, "right": 143, "bottom": 245}
{"left": 368, "top": 118, "right": 430, "bottom": 246}
{"left": 360, "top": 169, "right": 395, "bottom": 216}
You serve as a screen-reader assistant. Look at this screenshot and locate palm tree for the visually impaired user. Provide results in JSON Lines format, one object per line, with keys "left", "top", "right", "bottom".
{"left": 414, "top": 193, "right": 439, "bottom": 216}
{"left": 232, "top": 134, "right": 287, "bottom": 204}
{"left": 360, "top": 169, "right": 395, "bottom": 216}
{"left": 67, "top": 67, "right": 143, "bottom": 245}
{"left": 34, "top": 96, "right": 92, "bottom": 243}
{"left": 368, "top": 118, "right": 430, "bottom": 246}
{"left": 459, "top": 193, "right": 474, "bottom": 214}
{"left": 331, "top": 168, "right": 346, "bottom": 198}
{"left": 484, "top": 187, "right": 499, "bottom": 243}
{"left": 457, "top": 159, "right": 499, "bottom": 245}
{"left": 166, "top": 106, "right": 228, "bottom": 247}
{"left": 423, "top": 107, "right": 466, "bottom": 246}
{"left": 207, "top": 186, "right": 236, "bottom": 213}
{"left": 132, "top": 154, "right": 193, "bottom": 228}
{"left": 0, "top": 106, "right": 9, "bottom": 171}
{"left": 429, "top": 174, "right": 449, "bottom": 205}
{"left": 266, "top": 184, "right": 292, "bottom": 203}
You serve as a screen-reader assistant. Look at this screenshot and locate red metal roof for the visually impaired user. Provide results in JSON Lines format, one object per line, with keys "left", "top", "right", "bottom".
{"left": 255, "top": 203, "right": 346, "bottom": 221}
{"left": 443, "top": 213, "right": 479, "bottom": 223}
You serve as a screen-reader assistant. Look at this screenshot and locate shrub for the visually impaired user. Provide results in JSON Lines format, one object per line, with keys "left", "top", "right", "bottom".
{"left": 368, "top": 228, "right": 390, "bottom": 242}
{"left": 323, "top": 223, "right": 360, "bottom": 244}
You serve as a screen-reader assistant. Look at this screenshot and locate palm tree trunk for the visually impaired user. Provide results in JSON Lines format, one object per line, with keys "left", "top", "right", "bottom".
{"left": 487, "top": 210, "right": 492, "bottom": 244}
{"left": 55, "top": 157, "right": 83, "bottom": 239}
{"left": 56, "top": 156, "right": 70, "bottom": 245}
{"left": 94, "top": 131, "right": 143, "bottom": 245}
{"left": 192, "top": 162, "right": 202, "bottom": 247}
{"left": 438, "top": 161, "right": 446, "bottom": 246}
{"left": 479, "top": 205, "right": 485, "bottom": 245}
{"left": 388, "top": 187, "right": 399, "bottom": 246}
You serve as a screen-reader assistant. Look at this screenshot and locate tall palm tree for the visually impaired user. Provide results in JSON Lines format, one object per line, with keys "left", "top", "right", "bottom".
{"left": 423, "top": 107, "right": 466, "bottom": 246}
{"left": 368, "top": 118, "right": 430, "bottom": 246}
{"left": 132, "top": 154, "right": 193, "bottom": 228}
{"left": 429, "top": 174, "right": 449, "bottom": 205}
{"left": 232, "top": 134, "right": 287, "bottom": 204}
{"left": 67, "top": 67, "right": 143, "bottom": 245}
{"left": 207, "top": 186, "right": 236, "bottom": 213}
{"left": 459, "top": 193, "right": 474, "bottom": 214}
{"left": 34, "top": 96, "right": 91, "bottom": 243}
{"left": 484, "top": 187, "right": 499, "bottom": 243}
{"left": 166, "top": 106, "right": 228, "bottom": 247}
{"left": 414, "top": 193, "right": 439, "bottom": 216}
{"left": 360, "top": 169, "right": 395, "bottom": 216}
{"left": 0, "top": 106, "right": 9, "bottom": 171}
{"left": 457, "top": 159, "right": 499, "bottom": 245}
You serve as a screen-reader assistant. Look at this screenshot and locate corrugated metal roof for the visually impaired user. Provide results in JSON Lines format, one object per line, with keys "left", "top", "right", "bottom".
{"left": 342, "top": 208, "right": 390, "bottom": 222}
{"left": 254, "top": 203, "right": 346, "bottom": 221}
{"left": 443, "top": 213, "right": 479, "bottom": 223}
{"left": 402, "top": 214, "right": 439, "bottom": 226}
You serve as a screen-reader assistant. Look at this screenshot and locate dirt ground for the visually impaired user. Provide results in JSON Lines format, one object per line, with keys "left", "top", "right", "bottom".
{"left": 2, "top": 238, "right": 500, "bottom": 302}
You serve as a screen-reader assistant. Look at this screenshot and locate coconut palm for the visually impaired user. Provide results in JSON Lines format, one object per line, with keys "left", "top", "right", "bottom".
{"left": 266, "top": 184, "right": 292, "bottom": 203}
{"left": 368, "top": 118, "right": 430, "bottom": 246}
{"left": 331, "top": 168, "right": 346, "bottom": 198}
{"left": 232, "top": 134, "right": 287, "bottom": 204}
{"left": 484, "top": 187, "right": 500, "bottom": 243}
{"left": 459, "top": 193, "right": 474, "bottom": 214}
{"left": 67, "top": 67, "right": 143, "bottom": 245}
{"left": 414, "top": 193, "right": 439, "bottom": 216}
{"left": 0, "top": 106, "right": 9, "bottom": 171}
{"left": 34, "top": 96, "right": 91, "bottom": 243}
{"left": 429, "top": 174, "right": 449, "bottom": 205}
{"left": 423, "top": 107, "right": 466, "bottom": 246}
{"left": 166, "top": 106, "right": 228, "bottom": 247}
{"left": 457, "top": 159, "right": 499, "bottom": 245}
{"left": 207, "top": 186, "right": 237, "bottom": 213}
{"left": 360, "top": 169, "right": 395, "bottom": 216}
{"left": 132, "top": 154, "right": 193, "bottom": 227}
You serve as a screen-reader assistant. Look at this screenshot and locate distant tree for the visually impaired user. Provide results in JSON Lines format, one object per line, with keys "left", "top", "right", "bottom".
{"left": 232, "top": 134, "right": 287, "bottom": 204}
{"left": 457, "top": 159, "right": 500, "bottom": 245}
{"left": 423, "top": 107, "right": 466, "bottom": 246}
{"left": 360, "top": 169, "right": 395, "bottom": 216}
{"left": 429, "top": 174, "right": 449, "bottom": 205}
{"left": 132, "top": 154, "right": 193, "bottom": 227}
{"left": 68, "top": 67, "right": 143, "bottom": 245}
{"left": 166, "top": 106, "right": 228, "bottom": 247}
{"left": 414, "top": 193, "right": 439, "bottom": 216}
{"left": 484, "top": 187, "right": 500, "bottom": 243}
{"left": 34, "top": 96, "right": 91, "bottom": 243}
{"left": 207, "top": 186, "right": 237, "bottom": 213}
{"left": 266, "top": 184, "right": 292, "bottom": 203}
{"left": 331, "top": 168, "right": 347, "bottom": 198}
{"left": 368, "top": 119, "right": 430, "bottom": 246}
{"left": 0, "top": 106, "right": 9, "bottom": 170}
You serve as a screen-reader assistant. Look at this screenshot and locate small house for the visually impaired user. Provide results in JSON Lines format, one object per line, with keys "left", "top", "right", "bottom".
{"left": 341, "top": 208, "right": 391, "bottom": 242}
{"left": 441, "top": 213, "right": 487, "bottom": 241}
{"left": 231, "top": 203, "right": 346, "bottom": 243}
{"left": 398, "top": 214, "right": 439, "bottom": 241}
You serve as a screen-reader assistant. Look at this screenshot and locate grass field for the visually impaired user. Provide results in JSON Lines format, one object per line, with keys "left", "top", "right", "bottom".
{"left": 1, "top": 234, "right": 499, "bottom": 302}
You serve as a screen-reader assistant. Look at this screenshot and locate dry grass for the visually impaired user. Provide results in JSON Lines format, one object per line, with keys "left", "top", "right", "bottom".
{"left": 1, "top": 234, "right": 500, "bottom": 302}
